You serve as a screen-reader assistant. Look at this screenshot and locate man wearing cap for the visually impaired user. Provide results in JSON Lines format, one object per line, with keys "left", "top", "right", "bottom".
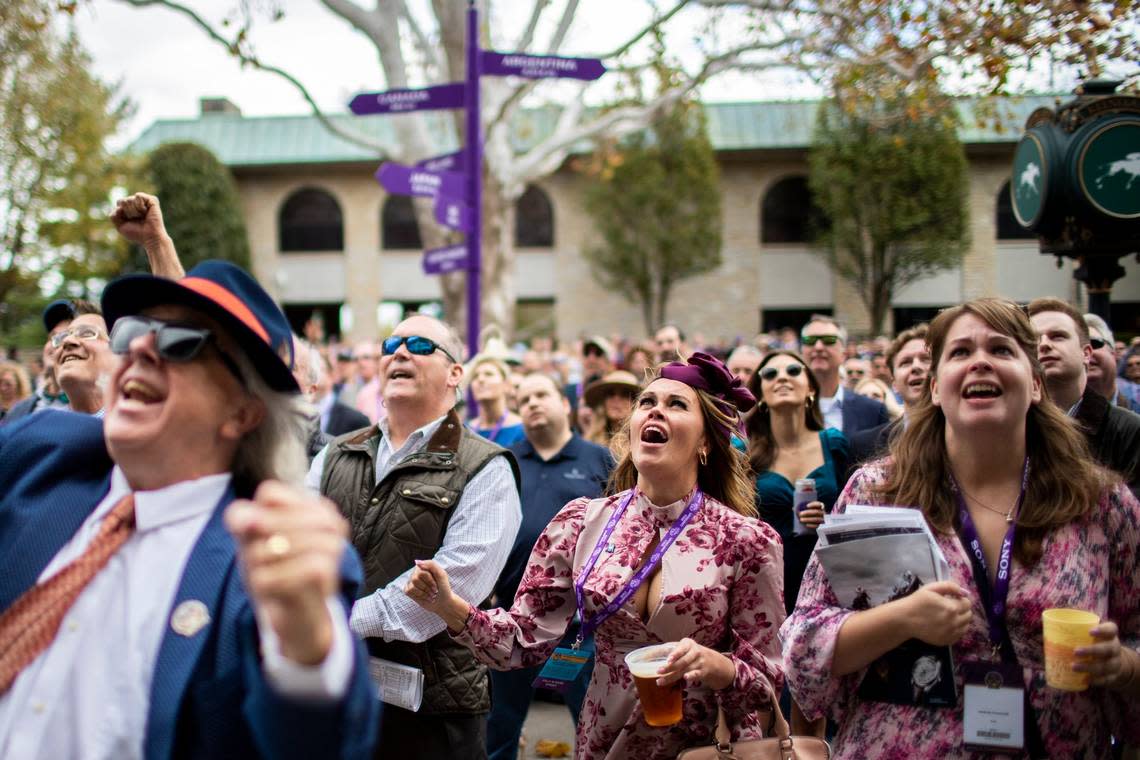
{"left": 0, "top": 260, "right": 378, "bottom": 759}
{"left": 486, "top": 372, "right": 612, "bottom": 760}
{"left": 308, "top": 313, "right": 522, "bottom": 760}
{"left": 564, "top": 335, "right": 612, "bottom": 424}
{"left": 1, "top": 300, "right": 87, "bottom": 424}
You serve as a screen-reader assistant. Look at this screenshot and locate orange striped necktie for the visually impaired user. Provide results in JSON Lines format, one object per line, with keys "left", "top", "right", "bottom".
{"left": 0, "top": 494, "right": 136, "bottom": 694}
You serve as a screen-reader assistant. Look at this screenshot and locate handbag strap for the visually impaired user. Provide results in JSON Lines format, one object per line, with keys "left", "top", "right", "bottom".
{"left": 712, "top": 683, "right": 795, "bottom": 758}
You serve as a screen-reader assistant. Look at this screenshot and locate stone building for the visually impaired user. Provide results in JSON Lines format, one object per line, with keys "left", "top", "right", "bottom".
{"left": 132, "top": 96, "right": 1140, "bottom": 343}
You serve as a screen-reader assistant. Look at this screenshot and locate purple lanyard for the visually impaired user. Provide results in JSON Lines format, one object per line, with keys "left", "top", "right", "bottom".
{"left": 471, "top": 412, "right": 508, "bottom": 442}
{"left": 487, "top": 412, "right": 507, "bottom": 443}
{"left": 950, "top": 458, "right": 1030, "bottom": 647}
{"left": 572, "top": 487, "right": 705, "bottom": 648}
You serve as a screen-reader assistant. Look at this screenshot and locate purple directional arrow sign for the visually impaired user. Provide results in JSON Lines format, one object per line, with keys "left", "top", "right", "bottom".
{"left": 422, "top": 244, "right": 470, "bottom": 275}
{"left": 376, "top": 163, "right": 465, "bottom": 198}
{"left": 434, "top": 194, "right": 473, "bottom": 234}
{"left": 349, "top": 82, "right": 465, "bottom": 115}
{"left": 481, "top": 51, "right": 605, "bottom": 81}
{"left": 416, "top": 151, "right": 462, "bottom": 173}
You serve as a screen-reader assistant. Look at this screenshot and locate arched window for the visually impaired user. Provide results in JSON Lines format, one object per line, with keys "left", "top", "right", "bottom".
{"left": 996, "top": 180, "right": 1035, "bottom": 240}
{"left": 381, "top": 196, "right": 423, "bottom": 250}
{"left": 515, "top": 185, "right": 554, "bottom": 248}
{"left": 279, "top": 188, "right": 343, "bottom": 251}
{"left": 760, "top": 176, "right": 824, "bottom": 244}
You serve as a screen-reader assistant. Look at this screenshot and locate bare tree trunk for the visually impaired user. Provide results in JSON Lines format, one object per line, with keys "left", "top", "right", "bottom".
{"left": 482, "top": 174, "right": 517, "bottom": 338}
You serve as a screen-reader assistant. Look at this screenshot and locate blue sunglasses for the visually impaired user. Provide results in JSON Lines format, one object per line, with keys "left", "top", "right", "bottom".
{"left": 381, "top": 334, "right": 458, "bottom": 363}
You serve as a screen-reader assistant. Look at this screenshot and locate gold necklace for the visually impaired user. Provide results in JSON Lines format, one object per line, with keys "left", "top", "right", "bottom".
{"left": 957, "top": 484, "right": 1017, "bottom": 524}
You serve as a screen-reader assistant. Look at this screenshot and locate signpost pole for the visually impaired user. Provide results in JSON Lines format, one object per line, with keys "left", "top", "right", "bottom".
{"left": 464, "top": 1, "right": 482, "bottom": 359}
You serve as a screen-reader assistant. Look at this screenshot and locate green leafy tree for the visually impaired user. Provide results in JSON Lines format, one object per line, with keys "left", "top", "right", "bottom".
{"left": 583, "top": 96, "right": 722, "bottom": 334}
{"left": 1, "top": 0, "right": 134, "bottom": 344}
{"left": 133, "top": 142, "right": 250, "bottom": 271}
{"left": 809, "top": 75, "right": 969, "bottom": 334}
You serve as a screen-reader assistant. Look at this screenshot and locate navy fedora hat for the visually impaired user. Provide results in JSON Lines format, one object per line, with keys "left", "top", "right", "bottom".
{"left": 101, "top": 260, "right": 298, "bottom": 393}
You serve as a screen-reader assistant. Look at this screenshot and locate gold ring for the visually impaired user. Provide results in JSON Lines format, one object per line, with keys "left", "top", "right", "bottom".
{"left": 265, "top": 533, "right": 291, "bottom": 558}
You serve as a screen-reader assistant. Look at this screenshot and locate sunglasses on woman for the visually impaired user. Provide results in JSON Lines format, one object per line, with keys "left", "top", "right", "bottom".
{"left": 381, "top": 335, "right": 458, "bottom": 363}
{"left": 758, "top": 363, "right": 805, "bottom": 381}
{"left": 1089, "top": 337, "right": 1107, "bottom": 350}
{"left": 109, "top": 315, "right": 245, "bottom": 385}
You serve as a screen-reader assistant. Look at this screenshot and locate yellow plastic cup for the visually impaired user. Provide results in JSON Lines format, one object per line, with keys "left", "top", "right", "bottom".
{"left": 1042, "top": 608, "right": 1100, "bottom": 691}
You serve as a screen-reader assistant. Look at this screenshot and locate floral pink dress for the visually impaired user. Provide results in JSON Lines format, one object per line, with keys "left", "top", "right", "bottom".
{"left": 453, "top": 489, "right": 785, "bottom": 759}
{"left": 782, "top": 462, "right": 1140, "bottom": 759}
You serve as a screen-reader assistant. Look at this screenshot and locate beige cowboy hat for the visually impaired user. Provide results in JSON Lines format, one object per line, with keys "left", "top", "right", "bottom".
{"left": 583, "top": 370, "right": 641, "bottom": 408}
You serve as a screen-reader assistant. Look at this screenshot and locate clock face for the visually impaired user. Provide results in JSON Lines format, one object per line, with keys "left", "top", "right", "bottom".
{"left": 1010, "top": 134, "right": 1047, "bottom": 228}
{"left": 1078, "top": 120, "right": 1140, "bottom": 219}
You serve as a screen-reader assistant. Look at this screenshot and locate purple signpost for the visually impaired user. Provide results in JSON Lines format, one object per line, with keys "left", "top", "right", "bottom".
{"left": 463, "top": 4, "right": 482, "bottom": 358}
{"left": 349, "top": 1, "right": 605, "bottom": 357}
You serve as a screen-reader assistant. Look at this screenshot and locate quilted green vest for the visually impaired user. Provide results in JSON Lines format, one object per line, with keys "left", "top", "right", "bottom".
{"left": 319, "top": 408, "right": 520, "bottom": 714}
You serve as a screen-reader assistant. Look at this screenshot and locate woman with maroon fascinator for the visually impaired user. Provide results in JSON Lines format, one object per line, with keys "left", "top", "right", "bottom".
{"left": 404, "top": 353, "right": 785, "bottom": 758}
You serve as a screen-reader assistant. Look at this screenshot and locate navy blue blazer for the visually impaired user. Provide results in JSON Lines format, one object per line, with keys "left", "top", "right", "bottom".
{"left": 841, "top": 390, "right": 891, "bottom": 436}
{"left": 0, "top": 410, "right": 379, "bottom": 760}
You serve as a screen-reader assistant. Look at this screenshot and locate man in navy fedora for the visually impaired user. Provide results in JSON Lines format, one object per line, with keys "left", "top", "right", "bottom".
{"left": 0, "top": 260, "right": 378, "bottom": 759}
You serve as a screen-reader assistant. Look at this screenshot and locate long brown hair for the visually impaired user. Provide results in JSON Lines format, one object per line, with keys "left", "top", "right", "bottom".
{"left": 608, "top": 369, "right": 756, "bottom": 518}
{"left": 875, "top": 298, "right": 1112, "bottom": 566}
{"left": 745, "top": 350, "right": 824, "bottom": 473}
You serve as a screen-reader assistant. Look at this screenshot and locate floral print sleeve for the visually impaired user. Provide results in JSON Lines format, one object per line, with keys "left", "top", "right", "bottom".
{"left": 780, "top": 464, "right": 881, "bottom": 722}
{"left": 1104, "top": 483, "right": 1140, "bottom": 741}
{"left": 717, "top": 518, "right": 786, "bottom": 729}
{"left": 453, "top": 496, "right": 587, "bottom": 670}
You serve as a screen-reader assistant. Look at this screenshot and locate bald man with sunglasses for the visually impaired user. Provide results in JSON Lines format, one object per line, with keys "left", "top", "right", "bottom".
{"left": 307, "top": 315, "right": 522, "bottom": 760}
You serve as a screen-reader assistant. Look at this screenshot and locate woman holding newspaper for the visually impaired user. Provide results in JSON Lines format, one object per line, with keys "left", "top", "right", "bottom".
{"left": 404, "top": 353, "right": 785, "bottom": 759}
{"left": 782, "top": 298, "right": 1140, "bottom": 759}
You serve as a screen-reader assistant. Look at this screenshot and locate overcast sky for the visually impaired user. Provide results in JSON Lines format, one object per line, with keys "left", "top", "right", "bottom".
{"left": 74, "top": 0, "right": 805, "bottom": 143}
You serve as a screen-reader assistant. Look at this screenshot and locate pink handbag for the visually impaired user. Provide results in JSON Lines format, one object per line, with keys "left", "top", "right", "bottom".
{"left": 676, "top": 687, "right": 830, "bottom": 760}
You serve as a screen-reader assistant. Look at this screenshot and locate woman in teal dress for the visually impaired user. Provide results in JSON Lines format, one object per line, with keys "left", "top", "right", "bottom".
{"left": 746, "top": 349, "right": 849, "bottom": 737}
{"left": 745, "top": 350, "right": 849, "bottom": 615}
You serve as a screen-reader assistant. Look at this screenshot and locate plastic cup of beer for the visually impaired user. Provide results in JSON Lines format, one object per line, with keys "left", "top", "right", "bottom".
{"left": 625, "top": 642, "right": 682, "bottom": 727}
{"left": 1042, "top": 608, "right": 1100, "bottom": 691}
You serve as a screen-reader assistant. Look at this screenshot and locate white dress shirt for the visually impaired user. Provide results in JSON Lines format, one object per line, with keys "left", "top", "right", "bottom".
{"left": 0, "top": 467, "right": 353, "bottom": 760}
{"left": 307, "top": 413, "right": 522, "bottom": 644}
{"left": 818, "top": 385, "right": 845, "bottom": 432}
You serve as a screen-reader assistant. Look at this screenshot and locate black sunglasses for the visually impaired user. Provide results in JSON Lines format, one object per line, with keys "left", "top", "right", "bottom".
{"left": 381, "top": 334, "right": 458, "bottom": 363}
{"left": 801, "top": 334, "right": 840, "bottom": 347}
{"left": 109, "top": 316, "right": 245, "bottom": 386}
{"left": 1089, "top": 337, "right": 1107, "bottom": 350}
{"left": 759, "top": 363, "right": 805, "bottom": 381}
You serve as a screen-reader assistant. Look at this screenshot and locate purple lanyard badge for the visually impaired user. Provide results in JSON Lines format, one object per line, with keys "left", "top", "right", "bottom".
{"left": 572, "top": 487, "right": 704, "bottom": 648}
{"left": 951, "top": 458, "right": 1030, "bottom": 647}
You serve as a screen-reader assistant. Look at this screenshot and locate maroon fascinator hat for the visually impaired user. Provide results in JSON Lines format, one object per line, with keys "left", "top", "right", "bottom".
{"left": 659, "top": 352, "right": 756, "bottom": 421}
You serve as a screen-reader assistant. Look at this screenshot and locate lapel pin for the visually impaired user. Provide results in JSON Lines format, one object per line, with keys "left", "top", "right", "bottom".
{"left": 171, "top": 599, "right": 211, "bottom": 637}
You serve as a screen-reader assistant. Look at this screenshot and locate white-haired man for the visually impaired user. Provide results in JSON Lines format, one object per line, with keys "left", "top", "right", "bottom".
{"left": 0, "top": 260, "right": 378, "bottom": 759}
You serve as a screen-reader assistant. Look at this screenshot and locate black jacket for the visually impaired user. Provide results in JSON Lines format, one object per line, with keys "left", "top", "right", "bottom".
{"left": 325, "top": 400, "right": 371, "bottom": 437}
{"left": 1074, "top": 386, "right": 1140, "bottom": 498}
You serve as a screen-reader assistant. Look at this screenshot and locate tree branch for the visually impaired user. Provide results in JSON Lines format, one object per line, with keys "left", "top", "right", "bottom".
{"left": 396, "top": 0, "right": 445, "bottom": 75}
{"left": 514, "top": 0, "right": 551, "bottom": 52}
{"left": 598, "top": 0, "right": 690, "bottom": 60}
{"left": 115, "top": 0, "right": 387, "bottom": 156}
{"left": 545, "top": 0, "right": 580, "bottom": 54}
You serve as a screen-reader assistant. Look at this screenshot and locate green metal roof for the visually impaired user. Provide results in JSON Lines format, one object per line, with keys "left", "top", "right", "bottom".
{"left": 130, "top": 95, "right": 1058, "bottom": 168}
